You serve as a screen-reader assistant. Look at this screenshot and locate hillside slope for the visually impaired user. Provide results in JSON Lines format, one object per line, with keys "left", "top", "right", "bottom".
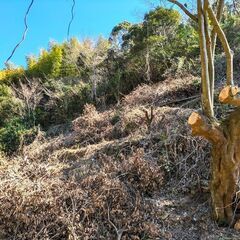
{"left": 0, "top": 76, "right": 239, "bottom": 239}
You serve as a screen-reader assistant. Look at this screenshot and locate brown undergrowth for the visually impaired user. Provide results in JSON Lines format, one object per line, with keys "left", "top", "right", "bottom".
{"left": 122, "top": 76, "right": 201, "bottom": 108}
{"left": 0, "top": 76, "right": 239, "bottom": 239}
{"left": 0, "top": 150, "right": 163, "bottom": 239}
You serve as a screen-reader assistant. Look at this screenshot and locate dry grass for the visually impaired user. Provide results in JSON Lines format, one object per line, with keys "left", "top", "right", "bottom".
{"left": 1, "top": 77, "right": 239, "bottom": 239}
{"left": 0, "top": 104, "right": 210, "bottom": 239}
{"left": 123, "top": 75, "right": 200, "bottom": 108}
{"left": 0, "top": 149, "right": 163, "bottom": 239}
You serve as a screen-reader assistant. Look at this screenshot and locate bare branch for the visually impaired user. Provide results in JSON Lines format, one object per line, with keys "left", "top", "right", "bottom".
{"left": 211, "top": 0, "right": 224, "bottom": 57}
{"left": 107, "top": 206, "right": 125, "bottom": 240}
{"left": 167, "top": 0, "right": 198, "bottom": 22}
{"left": 233, "top": 0, "right": 240, "bottom": 15}
{"left": 5, "top": 0, "right": 35, "bottom": 64}
{"left": 67, "top": 0, "right": 76, "bottom": 40}
{"left": 206, "top": 0, "right": 234, "bottom": 86}
{"left": 203, "top": 0, "right": 214, "bottom": 105}
{"left": 188, "top": 112, "right": 225, "bottom": 144}
{"left": 197, "top": 0, "right": 214, "bottom": 118}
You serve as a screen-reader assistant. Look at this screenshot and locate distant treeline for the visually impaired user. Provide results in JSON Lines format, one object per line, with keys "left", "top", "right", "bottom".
{"left": 0, "top": 5, "right": 239, "bottom": 154}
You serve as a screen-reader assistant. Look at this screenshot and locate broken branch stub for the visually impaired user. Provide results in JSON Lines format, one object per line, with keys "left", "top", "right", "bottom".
{"left": 219, "top": 86, "right": 240, "bottom": 106}
{"left": 188, "top": 112, "right": 225, "bottom": 144}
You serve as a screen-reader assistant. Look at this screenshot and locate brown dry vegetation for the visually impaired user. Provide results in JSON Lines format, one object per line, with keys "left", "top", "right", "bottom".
{"left": 0, "top": 76, "right": 239, "bottom": 239}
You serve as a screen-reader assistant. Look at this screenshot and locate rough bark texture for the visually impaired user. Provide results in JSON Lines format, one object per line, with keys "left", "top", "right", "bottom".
{"left": 212, "top": 109, "right": 240, "bottom": 226}
{"left": 189, "top": 109, "right": 240, "bottom": 226}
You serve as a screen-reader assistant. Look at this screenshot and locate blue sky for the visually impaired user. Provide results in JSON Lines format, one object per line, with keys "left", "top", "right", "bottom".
{"left": 0, "top": 0, "right": 159, "bottom": 69}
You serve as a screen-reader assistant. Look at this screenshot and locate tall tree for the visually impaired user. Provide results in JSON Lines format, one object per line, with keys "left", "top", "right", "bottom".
{"left": 170, "top": 0, "right": 240, "bottom": 226}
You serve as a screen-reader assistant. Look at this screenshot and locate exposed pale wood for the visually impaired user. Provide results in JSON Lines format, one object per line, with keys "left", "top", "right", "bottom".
{"left": 219, "top": 86, "right": 240, "bottom": 106}
{"left": 188, "top": 112, "right": 225, "bottom": 144}
{"left": 188, "top": 112, "right": 202, "bottom": 125}
{"left": 234, "top": 220, "right": 240, "bottom": 230}
{"left": 169, "top": 0, "right": 239, "bottom": 227}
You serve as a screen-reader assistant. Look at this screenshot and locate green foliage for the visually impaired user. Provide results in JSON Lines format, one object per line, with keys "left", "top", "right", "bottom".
{"left": 26, "top": 43, "right": 63, "bottom": 79}
{"left": 110, "top": 21, "right": 132, "bottom": 38}
{"left": 3, "top": 4, "right": 240, "bottom": 155}
{"left": 0, "top": 6, "right": 200, "bottom": 110}
{"left": 61, "top": 38, "right": 82, "bottom": 77}
{"left": 0, "top": 118, "right": 35, "bottom": 154}
{"left": 0, "top": 66, "right": 24, "bottom": 83}
{"left": 97, "top": 67, "right": 122, "bottom": 104}
{"left": 118, "top": 7, "right": 181, "bottom": 53}
{"left": 106, "top": 6, "right": 199, "bottom": 98}
{"left": 37, "top": 81, "right": 91, "bottom": 127}
{"left": 0, "top": 84, "right": 22, "bottom": 127}
{"left": 52, "top": 82, "right": 91, "bottom": 120}
{"left": 222, "top": 14, "right": 240, "bottom": 51}
{"left": 143, "top": 7, "right": 181, "bottom": 36}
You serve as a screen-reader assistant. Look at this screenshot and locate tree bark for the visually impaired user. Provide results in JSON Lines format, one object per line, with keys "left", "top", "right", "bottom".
{"left": 167, "top": 0, "right": 240, "bottom": 227}
{"left": 189, "top": 110, "right": 240, "bottom": 226}
{"left": 197, "top": 0, "right": 214, "bottom": 118}
{"left": 203, "top": 2, "right": 214, "bottom": 105}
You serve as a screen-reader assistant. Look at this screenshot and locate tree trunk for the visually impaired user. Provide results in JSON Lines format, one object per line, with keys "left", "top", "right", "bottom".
{"left": 189, "top": 109, "right": 240, "bottom": 226}
{"left": 197, "top": 0, "right": 214, "bottom": 118}
{"left": 168, "top": 0, "right": 240, "bottom": 227}
{"left": 211, "top": 110, "right": 240, "bottom": 226}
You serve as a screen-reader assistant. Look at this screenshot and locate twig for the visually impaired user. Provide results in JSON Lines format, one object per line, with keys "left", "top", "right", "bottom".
{"left": 167, "top": 0, "right": 198, "bottom": 21}
{"left": 159, "top": 95, "right": 200, "bottom": 107}
{"left": 67, "top": 0, "right": 76, "bottom": 40}
{"left": 5, "top": 0, "right": 35, "bottom": 64}
{"left": 142, "top": 106, "right": 155, "bottom": 132}
{"left": 180, "top": 96, "right": 201, "bottom": 107}
{"left": 107, "top": 205, "right": 126, "bottom": 240}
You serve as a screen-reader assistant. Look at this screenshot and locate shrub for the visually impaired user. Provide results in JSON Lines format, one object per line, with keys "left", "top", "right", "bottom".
{"left": 0, "top": 118, "right": 36, "bottom": 154}
{"left": 37, "top": 81, "right": 91, "bottom": 128}
{"left": 0, "top": 84, "right": 23, "bottom": 127}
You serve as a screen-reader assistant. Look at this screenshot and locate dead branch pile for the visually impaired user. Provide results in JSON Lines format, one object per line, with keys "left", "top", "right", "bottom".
{"left": 0, "top": 150, "right": 163, "bottom": 239}
{"left": 123, "top": 76, "right": 200, "bottom": 108}
{"left": 0, "top": 80, "right": 212, "bottom": 239}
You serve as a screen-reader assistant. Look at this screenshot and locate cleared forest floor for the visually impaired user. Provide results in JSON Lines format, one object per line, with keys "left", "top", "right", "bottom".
{"left": 0, "top": 76, "right": 239, "bottom": 239}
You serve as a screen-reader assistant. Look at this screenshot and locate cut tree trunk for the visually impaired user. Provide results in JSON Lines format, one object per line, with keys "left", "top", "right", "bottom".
{"left": 169, "top": 0, "right": 239, "bottom": 228}
{"left": 211, "top": 109, "right": 240, "bottom": 226}
{"left": 188, "top": 107, "right": 240, "bottom": 226}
